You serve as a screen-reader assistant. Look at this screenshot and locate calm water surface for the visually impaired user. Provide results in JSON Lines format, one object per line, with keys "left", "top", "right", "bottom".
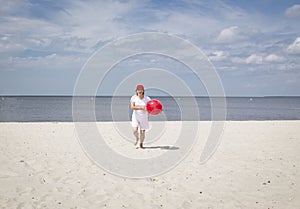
{"left": 0, "top": 96, "right": 299, "bottom": 122}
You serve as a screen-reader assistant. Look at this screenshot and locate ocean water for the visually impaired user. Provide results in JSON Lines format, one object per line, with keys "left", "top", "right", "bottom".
{"left": 0, "top": 96, "right": 299, "bottom": 122}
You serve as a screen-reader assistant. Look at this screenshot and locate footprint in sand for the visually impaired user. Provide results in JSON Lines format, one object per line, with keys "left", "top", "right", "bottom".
{"left": 16, "top": 186, "right": 36, "bottom": 196}
{"left": 0, "top": 170, "right": 19, "bottom": 178}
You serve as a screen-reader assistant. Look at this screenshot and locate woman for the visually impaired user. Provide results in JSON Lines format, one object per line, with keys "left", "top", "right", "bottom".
{"left": 130, "top": 84, "right": 151, "bottom": 149}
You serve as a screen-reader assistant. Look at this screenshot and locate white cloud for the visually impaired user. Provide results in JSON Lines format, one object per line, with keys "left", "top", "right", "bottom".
{"left": 141, "top": 0, "right": 253, "bottom": 43}
{"left": 144, "top": 10, "right": 220, "bottom": 40}
{"left": 216, "top": 26, "right": 246, "bottom": 43}
{"left": 63, "top": 0, "right": 142, "bottom": 43}
{"left": 10, "top": 54, "right": 85, "bottom": 71}
{"left": 245, "top": 54, "right": 263, "bottom": 64}
{"left": 264, "top": 54, "right": 285, "bottom": 62}
{"left": 0, "top": 16, "right": 64, "bottom": 54}
{"left": 0, "top": 34, "right": 25, "bottom": 52}
{"left": 182, "top": 0, "right": 248, "bottom": 20}
{"left": 232, "top": 54, "right": 285, "bottom": 65}
{"left": 0, "top": 0, "right": 143, "bottom": 55}
{"left": 0, "top": 0, "right": 146, "bottom": 73}
{"left": 231, "top": 56, "right": 244, "bottom": 64}
{"left": 285, "top": 4, "right": 300, "bottom": 18}
{"left": 0, "top": 0, "right": 27, "bottom": 14}
{"left": 209, "top": 50, "right": 227, "bottom": 61}
{"left": 287, "top": 37, "right": 300, "bottom": 54}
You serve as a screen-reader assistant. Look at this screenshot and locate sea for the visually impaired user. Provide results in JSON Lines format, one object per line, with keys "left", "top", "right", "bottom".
{"left": 0, "top": 96, "right": 299, "bottom": 122}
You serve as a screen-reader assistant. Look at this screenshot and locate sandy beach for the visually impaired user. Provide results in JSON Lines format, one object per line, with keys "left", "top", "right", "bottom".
{"left": 0, "top": 121, "right": 299, "bottom": 209}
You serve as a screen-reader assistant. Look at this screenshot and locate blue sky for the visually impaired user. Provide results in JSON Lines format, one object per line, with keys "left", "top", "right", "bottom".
{"left": 0, "top": 0, "right": 299, "bottom": 96}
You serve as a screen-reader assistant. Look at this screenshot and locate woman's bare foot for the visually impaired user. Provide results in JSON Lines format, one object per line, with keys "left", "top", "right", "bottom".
{"left": 134, "top": 141, "right": 138, "bottom": 146}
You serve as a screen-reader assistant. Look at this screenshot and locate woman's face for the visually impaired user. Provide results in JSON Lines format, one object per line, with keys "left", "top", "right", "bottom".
{"left": 136, "top": 90, "right": 144, "bottom": 98}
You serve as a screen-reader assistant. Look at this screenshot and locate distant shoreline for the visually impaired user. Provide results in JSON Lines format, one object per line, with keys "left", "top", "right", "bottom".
{"left": 1, "top": 95, "right": 300, "bottom": 98}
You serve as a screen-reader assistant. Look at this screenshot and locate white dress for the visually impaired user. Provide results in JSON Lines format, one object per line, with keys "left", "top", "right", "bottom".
{"left": 130, "top": 95, "right": 151, "bottom": 130}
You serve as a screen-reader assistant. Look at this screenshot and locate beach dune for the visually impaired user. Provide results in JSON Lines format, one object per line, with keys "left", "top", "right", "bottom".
{"left": 0, "top": 121, "right": 299, "bottom": 208}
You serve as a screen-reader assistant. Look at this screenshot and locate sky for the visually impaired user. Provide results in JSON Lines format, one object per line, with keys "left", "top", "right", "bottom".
{"left": 0, "top": 0, "right": 299, "bottom": 96}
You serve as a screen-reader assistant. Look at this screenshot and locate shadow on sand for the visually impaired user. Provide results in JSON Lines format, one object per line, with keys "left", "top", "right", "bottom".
{"left": 143, "top": 145, "right": 179, "bottom": 150}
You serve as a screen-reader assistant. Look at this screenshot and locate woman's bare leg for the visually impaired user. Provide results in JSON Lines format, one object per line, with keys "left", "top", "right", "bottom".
{"left": 133, "top": 127, "right": 139, "bottom": 146}
{"left": 140, "top": 130, "right": 145, "bottom": 148}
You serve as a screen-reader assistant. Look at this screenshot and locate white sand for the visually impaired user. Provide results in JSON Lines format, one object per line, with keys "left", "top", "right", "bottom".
{"left": 0, "top": 121, "right": 299, "bottom": 209}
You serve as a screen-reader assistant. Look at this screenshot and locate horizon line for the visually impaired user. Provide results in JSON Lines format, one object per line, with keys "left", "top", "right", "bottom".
{"left": 1, "top": 95, "right": 300, "bottom": 98}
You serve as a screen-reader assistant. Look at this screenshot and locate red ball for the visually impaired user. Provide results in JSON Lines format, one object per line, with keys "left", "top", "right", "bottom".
{"left": 146, "top": 99, "right": 163, "bottom": 115}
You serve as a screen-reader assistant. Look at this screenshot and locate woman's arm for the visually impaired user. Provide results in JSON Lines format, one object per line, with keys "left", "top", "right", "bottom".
{"left": 131, "top": 101, "right": 146, "bottom": 110}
